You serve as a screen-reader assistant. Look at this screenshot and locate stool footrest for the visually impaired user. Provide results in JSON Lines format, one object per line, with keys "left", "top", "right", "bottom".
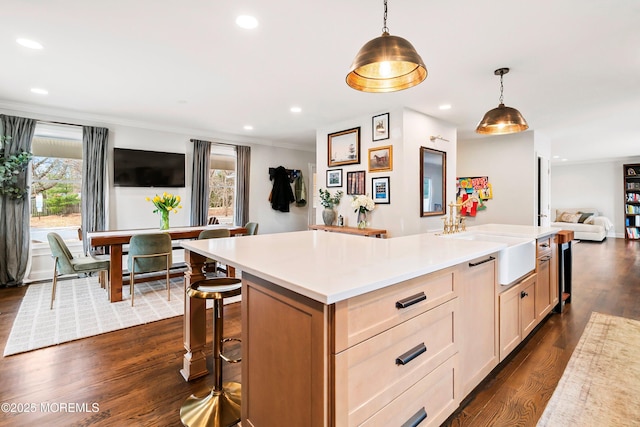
{"left": 221, "top": 338, "right": 242, "bottom": 364}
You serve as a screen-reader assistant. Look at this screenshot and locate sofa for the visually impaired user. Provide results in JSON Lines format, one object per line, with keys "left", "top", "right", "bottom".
{"left": 551, "top": 208, "right": 613, "bottom": 242}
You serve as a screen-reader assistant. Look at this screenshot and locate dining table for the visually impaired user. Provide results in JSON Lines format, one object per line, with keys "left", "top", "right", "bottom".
{"left": 87, "top": 224, "right": 247, "bottom": 302}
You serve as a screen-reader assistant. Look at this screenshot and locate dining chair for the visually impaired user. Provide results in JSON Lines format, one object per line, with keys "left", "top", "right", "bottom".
{"left": 127, "top": 233, "right": 172, "bottom": 306}
{"left": 198, "top": 229, "right": 231, "bottom": 276}
{"left": 47, "top": 232, "right": 110, "bottom": 310}
{"left": 244, "top": 222, "right": 259, "bottom": 235}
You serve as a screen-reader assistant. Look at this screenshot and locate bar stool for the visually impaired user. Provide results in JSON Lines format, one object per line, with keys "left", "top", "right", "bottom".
{"left": 180, "top": 278, "right": 242, "bottom": 427}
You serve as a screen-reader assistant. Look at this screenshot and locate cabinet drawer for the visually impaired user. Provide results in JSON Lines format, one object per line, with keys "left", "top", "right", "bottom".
{"left": 360, "top": 355, "right": 459, "bottom": 427}
{"left": 334, "top": 299, "right": 458, "bottom": 426}
{"left": 333, "top": 267, "right": 457, "bottom": 352}
{"left": 537, "top": 237, "right": 552, "bottom": 258}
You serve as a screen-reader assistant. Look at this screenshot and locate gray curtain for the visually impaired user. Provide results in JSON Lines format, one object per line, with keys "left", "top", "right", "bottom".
{"left": 81, "top": 126, "right": 109, "bottom": 256}
{"left": 234, "top": 145, "right": 251, "bottom": 226}
{"left": 190, "top": 139, "right": 211, "bottom": 226}
{"left": 0, "top": 115, "right": 36, "bottom": 286}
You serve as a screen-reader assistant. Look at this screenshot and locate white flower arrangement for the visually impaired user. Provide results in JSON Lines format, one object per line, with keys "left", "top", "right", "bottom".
{"left": 351, "top": 194, "right": 375, "bottom": 214}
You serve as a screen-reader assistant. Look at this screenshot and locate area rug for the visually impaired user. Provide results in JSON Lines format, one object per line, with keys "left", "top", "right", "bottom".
{"left": 3, "top": 275, "right": 206, "bottom": 356}
{"left": 537, "top": 312, "right": 640, "bottom": 426}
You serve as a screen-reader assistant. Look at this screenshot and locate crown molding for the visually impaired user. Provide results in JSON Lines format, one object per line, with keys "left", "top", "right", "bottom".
{"left": 0, "top": 100, "right": 315, "bottom": 153}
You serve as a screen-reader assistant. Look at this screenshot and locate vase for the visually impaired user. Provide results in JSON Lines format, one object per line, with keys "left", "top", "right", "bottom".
{"left": 357, "top": 210, "right": 367, "bottom": 229}
{"left": 160, "top": 210, "right": 170, "bottom": 230}
{"left": 322, "top": 208, "right": 336, "bottom": 226}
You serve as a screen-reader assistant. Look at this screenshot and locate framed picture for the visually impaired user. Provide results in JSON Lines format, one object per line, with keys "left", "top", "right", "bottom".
{"left": 328, "top": 127, "right": 360, "bottom": 167}
{"left": 368, "top": 145, "right": 393, "bottom": 172}
{"left": 372, "top": 113, "right": 389, "bottom": 141}
{"left": 346, "top": 170, "right": 366, "bottom": 195}
{"left": 372, "top": 176, "right": 390, "bottom": 204}
{"left": 326, "top": 169, "right": 343, "bottom": 187}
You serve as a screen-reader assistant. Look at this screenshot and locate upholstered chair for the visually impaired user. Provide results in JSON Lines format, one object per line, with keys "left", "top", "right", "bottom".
{"left": 198, "top": 228, "right": 231, "bottom": 276}
{"left": 127, "top": 233, "right": 172, "bottom": 306}
{"left": 244, "top": 222, "right": 259, "bottom": 235}
{"left": 47, "top": 232, "right": 110, "bottom": 309}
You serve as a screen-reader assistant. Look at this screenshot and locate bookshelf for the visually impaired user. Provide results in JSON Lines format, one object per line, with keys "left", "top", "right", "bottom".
{"left": 624, "top": 163, "right": 640, "bottom": 240}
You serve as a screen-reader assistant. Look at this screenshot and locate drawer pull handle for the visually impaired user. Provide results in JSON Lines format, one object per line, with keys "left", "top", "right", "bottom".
{"left": 396, "top": 343, "right": 427, "bottom": 365}
{"left": 539, "top": 255, "right": 551, "bottom": 262}
{"left": 396, "top": 292, "right": 427, "bottom": 309}
{"left": 521, "top": 291, "right": 529, "bottom": 298}
{"left": 540, "top": 243, "right": 549, "bottom": 248}
{"left": 401, "top": 407, "right": 428, "bottom": 427}
{"left": 468, "top": 256, "right": 495, "bottom": 267}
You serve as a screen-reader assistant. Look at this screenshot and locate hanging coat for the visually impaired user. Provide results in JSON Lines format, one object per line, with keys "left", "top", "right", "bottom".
{"left": 295, "top": 172, "right": 307, "bottom": 207}
{"left": 270, "top": 166, "right": 295, "bottom": 212}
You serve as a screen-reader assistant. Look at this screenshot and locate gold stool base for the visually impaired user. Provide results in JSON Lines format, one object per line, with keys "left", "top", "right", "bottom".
{"left": 180, "top": 382, "right": 242, "bottom": 427}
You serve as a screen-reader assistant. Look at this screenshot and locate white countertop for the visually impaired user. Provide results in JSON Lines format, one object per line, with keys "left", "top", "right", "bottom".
{"left": 467, "top": 224, "right": 561, "bottom": 239}
{"left": 182, "top": 230, "right": 506, "bottom": 304}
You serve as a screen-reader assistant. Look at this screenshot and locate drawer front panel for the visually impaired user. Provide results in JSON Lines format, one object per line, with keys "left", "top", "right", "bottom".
{"left": 360, "top": 355, "right": 459, "bottom": 427}
{"left": 334, "top": 299, "right": 457, "bottom": 426}
{"left": 537, "top": 237, "right": 552, "bottom": 258}
{"left": 333, "top": 267, "right": 457, "bottom": 352}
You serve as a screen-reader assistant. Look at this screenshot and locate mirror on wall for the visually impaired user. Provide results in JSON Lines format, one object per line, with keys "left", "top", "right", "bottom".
{"left": 420, "top": 147, "right": 446, "bottom": 217}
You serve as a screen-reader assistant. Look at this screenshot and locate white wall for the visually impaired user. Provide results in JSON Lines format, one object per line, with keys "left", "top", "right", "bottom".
{"left": 457, "top": 132, "right": 539, "bottom": 226}
{"left": 249, "top": 144, "right": 315, "bottom": 234}
{"left": 0, "top": 106, "right": 315, "bottom": 279}
{"left": 551, "top": 157, "right": 640, "bottom": 238}
{"left": 315, "top": 108, "right": 457, "bottom": 237}
{"left": 88, "top": 123, "right": 316, "bottom": 234}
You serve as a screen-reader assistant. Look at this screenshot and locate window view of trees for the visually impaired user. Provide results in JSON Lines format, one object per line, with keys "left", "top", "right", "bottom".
{"left": 208, "top": 168, "right": 235, "bottom": 224}
{"left": 30, "top": 156, "right": 82, "bottom": 243}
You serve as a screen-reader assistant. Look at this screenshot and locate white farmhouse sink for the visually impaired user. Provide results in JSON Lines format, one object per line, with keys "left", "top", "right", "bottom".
{"left": 439, "top": 232, "right": 536, "bottom": 285}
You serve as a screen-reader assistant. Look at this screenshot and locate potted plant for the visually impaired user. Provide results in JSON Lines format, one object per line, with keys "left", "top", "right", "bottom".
{"left": 318, "top": 188, "right": 343, "bottom": 225}
{"left": 0, "top": 135, "right": 33, "bottom": 200}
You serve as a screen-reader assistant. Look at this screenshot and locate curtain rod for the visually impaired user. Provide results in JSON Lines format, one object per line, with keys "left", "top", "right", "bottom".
{"left": 37, "top": 120, "right": 83, "bottom": 128}
{"left": 190, "top": 138, "right": 245, "bottom": 148}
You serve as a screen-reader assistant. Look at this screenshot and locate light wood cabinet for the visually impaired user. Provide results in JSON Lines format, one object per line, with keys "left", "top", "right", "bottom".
{"left": 499, "top": 273, "right": 536, "bottom": 361}
{"left": 535, "top": 236, "right": 558, "bottom": 319}
{"left": 458, "top": 254, "right": 499, "bottom": 396}
{"left": 242, "top": 264, "right": 463, "bottom": 427}
{"left": 241, "top": 274, "right": 330, "bottom": 427}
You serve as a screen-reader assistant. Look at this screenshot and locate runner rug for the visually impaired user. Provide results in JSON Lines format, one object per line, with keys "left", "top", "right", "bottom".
{"left": 3, "top": 275, "right": 204, "bottom": 356}
{"left": 537, "top": 312, "right": 640, "bottom": 426}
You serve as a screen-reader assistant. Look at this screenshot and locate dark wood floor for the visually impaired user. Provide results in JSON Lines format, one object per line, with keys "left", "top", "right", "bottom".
{"left": 1, "top": 238, "right": 638, "bottom": 426}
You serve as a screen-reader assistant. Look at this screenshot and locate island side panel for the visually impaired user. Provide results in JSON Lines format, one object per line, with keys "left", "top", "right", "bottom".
{"left": 241, "top": 273, "right": 331, "bottom": 427}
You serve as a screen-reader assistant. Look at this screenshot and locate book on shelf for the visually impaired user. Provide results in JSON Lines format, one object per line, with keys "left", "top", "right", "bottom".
{"left": 627, "top": 227, "right": 640, "bottom": 239}
{"left": 627, "top": 193, "right": 640, "bottom": 202}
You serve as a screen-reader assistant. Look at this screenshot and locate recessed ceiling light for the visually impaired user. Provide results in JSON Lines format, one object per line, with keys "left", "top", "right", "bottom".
{"left": 439, "top": 104, "right": 452, "bottom": 110}
{"left": 561, "top": 158, "right": 568, "bottom": 162}
{"left": 236, "top": 15, "right": 258, "bottom": 29}
{"left": 243, "top": 125, "right": 254, "bottom": 130}
{"left": 16, "top": 38, "right": 43, "bottom": 49}
{"left": 30, "top": 88, "right": 48, "bottom": 95}
{"left": 290, "top": 106, "right": 302, "bottom": 113}
{"left": 553, "top": 155, "right": 560, "bottom": 159}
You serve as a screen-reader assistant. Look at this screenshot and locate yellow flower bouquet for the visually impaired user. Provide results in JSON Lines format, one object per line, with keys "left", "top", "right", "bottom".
{"left": 146, "top": 192, "right": 182, "bottom": 230}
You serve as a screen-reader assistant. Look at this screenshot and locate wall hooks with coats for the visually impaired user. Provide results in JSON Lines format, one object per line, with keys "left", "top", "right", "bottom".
{"left": 269, "top": 167, "right": 300, "bottom": 183}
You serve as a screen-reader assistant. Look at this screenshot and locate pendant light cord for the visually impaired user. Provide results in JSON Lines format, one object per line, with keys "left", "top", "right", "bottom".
{"left": 382, "top": 0, "right": 389, "bottom": 34}
{"left": 499, "top": 73, "right": 504, "bottom": 104}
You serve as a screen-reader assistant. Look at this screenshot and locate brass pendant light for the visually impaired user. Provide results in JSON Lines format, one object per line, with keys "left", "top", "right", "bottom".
{"left": 476, "top": 68, "right": 529, "bottom": 135}
{"left": 346, "top": 0, "right": 427, "bottom": 93}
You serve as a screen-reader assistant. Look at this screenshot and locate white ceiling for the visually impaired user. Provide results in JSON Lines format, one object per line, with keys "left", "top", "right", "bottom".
{"left": 2, "top": 1, "right": 639, "bottom": 164}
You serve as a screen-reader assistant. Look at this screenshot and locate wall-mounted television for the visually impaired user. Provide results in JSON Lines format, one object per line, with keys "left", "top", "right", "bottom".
{"left": 113, "top": 148, "right": 185, "bottom": 187}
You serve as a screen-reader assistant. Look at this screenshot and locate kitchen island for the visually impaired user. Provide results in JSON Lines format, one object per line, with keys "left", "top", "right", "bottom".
{"left": 181, "top": 227, "right": 559, "bottom": 426}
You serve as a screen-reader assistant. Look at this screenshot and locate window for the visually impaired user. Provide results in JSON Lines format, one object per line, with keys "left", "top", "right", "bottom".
{"left": 208, "top": 150, "right": 236, "bottom": 225}
{"left": 29, "top": 123, "right": 83, "bottom": 244}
